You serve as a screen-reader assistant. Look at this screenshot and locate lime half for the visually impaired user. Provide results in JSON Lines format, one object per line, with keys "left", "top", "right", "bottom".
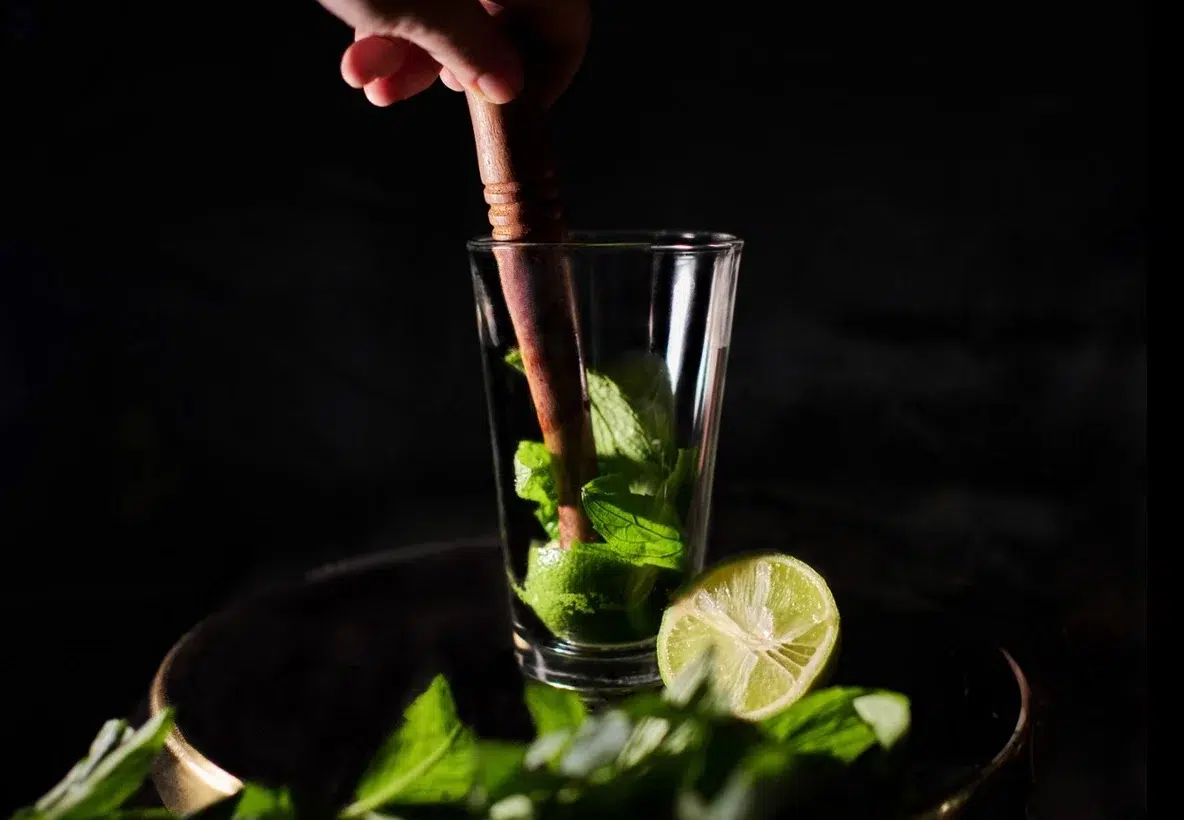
{"left": 657, "top": 553, "right": 840, "bottom": 720}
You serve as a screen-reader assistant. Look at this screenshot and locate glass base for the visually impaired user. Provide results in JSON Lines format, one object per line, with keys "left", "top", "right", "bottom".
{"left": 513, "top": 628, "right": 662, "bottom": 697}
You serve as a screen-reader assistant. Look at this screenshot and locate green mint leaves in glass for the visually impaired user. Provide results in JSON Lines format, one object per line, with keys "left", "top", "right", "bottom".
{"left": 469, "top": 231, "right": 742, "bottom": 691}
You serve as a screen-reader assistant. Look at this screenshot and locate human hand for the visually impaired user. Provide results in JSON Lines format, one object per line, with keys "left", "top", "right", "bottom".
{"left": 316, "top": 0, "right": 591, "bottom": 107}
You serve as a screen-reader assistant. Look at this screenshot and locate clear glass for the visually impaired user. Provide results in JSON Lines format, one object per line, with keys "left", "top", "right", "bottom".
{"left": 469, "top": 230, "right": 742, "bottom": 692}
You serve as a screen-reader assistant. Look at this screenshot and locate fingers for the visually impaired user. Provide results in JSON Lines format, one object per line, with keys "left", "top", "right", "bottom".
{"left": 342, "top": 34, "right": 455, "bottom": 108}
{"left": 438, "top": 66, "right": 465, "bottom": 92}
{"left": 341, "top": 35, "right": 411, "bottom": 88}
{"left": 323, "top": 0, "right": 590, "bottom": 108}
{"left": 383, "top": 3, "right": 523, "bottom": 103}
{"left": 361, "top": 45, "right": 444, "bottom": 106}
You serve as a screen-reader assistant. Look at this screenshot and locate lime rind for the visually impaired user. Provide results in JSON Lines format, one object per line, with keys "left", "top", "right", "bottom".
{"left": 657, "top": 553, "right": 840, "bottom": 721}
{"left": 516, "top": 541, "right": 683, "bottom": 645}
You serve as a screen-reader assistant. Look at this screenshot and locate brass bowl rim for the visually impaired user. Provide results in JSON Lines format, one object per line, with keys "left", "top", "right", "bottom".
{"left": 149, "top": 539, "right": 497, "bottom": 807}
{"left": 150, "top": 620, "right": 244, "bottom": 801}
{"left": 149, "top": 541, "right": 1033, "bottom": 816}
{"left": 912, "top": 647, "right": 1032, "bottom": 818}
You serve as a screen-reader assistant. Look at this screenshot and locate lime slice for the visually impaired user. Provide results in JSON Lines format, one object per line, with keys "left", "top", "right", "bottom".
{"left": 657, "top": 553, "right": 840, "bottom": 720}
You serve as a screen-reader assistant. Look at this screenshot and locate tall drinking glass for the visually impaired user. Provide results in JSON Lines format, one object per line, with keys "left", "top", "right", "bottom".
{"left": 469, "top": 231, "right": 742, "bottom": 692}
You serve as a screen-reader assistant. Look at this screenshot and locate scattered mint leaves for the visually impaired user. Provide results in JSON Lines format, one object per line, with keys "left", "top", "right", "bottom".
{"left": 11, "top": 670, "right": 910, "bottom": 820}
{"left": 340, "top": 675, "right": 477, "bottom": 817}
{"left": 525, "top": 684, "right": 588, "bottom": 736}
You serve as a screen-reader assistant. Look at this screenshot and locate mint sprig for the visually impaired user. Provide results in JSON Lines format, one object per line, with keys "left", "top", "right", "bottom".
{"left": 504, "top": 349, "right": 691, "bottom": 573}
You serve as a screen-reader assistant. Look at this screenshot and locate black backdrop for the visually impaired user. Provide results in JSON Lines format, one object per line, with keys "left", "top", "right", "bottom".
{"left": 1, "top": 1, "right": 1145, "bottom": 815}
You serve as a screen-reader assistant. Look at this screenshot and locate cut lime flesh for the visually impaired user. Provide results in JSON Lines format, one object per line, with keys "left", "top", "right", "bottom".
{"left": 657, "top": 553, "right": 840, "bottom": 720}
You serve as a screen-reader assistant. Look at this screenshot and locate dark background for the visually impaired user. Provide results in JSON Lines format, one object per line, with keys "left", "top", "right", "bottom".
{"left": 1, "top": 0, "right": 1145, "bottom": 816}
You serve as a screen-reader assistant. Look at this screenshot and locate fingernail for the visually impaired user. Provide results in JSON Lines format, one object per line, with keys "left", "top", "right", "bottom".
{"left": 475, "top": 73, "right": 518, "bottom": 105}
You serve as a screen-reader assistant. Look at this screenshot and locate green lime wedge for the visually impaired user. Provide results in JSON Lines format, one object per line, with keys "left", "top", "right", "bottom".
{"left": 657, "top": 553, "right": 840, "bottom": 720}
{"left": 516, "top": 541, "right": 684, "bottom": 645}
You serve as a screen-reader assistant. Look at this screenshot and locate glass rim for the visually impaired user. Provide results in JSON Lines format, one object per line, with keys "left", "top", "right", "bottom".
{"left": 467, "top": 230, "right": 743, "bottom": 252}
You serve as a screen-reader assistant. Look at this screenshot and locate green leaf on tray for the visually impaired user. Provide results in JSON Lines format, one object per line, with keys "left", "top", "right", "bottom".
{"left": 341, "top": 675, "right": 477, "bottom": 816}
{"left": 525, "top": 683, "right": 588, "bottom": 736}
{"left": 227, "top": 785, "right": 295, "bottom": 819}
{"left": 761, "top": 687, "right": 911, "bottom": 763}
{"left": 19, "top": 709, "right": 174, "bottom": 820}
{"left": 852, "top": 692, "right": 911, "bottom": 750}
{"left": 554, "top": 710, "right": 633, "bottom": 779}
{"left": 188, "top": 784, "right": 296, "bottom": 820}
{"left": 470, "top": 740, "right": 534, "bottom": 807}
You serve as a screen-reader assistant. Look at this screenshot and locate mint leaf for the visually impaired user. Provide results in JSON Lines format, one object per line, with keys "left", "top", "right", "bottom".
{"left": 661, "top": 649, "right": 723, "bottom": 712}
{"left": 23, "top": 710, "right": 174, "bottom": 820}
{"left": 852, "top": 693, "right": 911, "bottom": 750}
{"left": 488, "top": 794, "right": 535, "bottom": 820}
{"left": 680, "top": 688, "right": 911, "bottom": 820}
{"left": 513, "top": 441, "right": 559, "bottom": 538}
{"left": 587, "top": 370, "right": 666, "bottom": 467}
{"left": 341, "top": 676, "right": 477, "bottom": 816}
{"left": 189, "top": 784, "right": 296, "bottom": 819}
{"left": 761, "top": 687, "right": 910, "bottom": 762}
{"left": 524, "top": 730, "right": 573, "bottom": 772}
{"left": 667, "top": 446, "right": 698, "bottom": 497}
{"left": 599, "top": 353, "right": 676, "bottom": 461}
{"left": 581, "top": 476, "right": 684, "bottom": 569}
{"left": 470, "top": 741, "right": 531, "bottom": 805}
{"left": 504, "top": 348, "right": 526, "bottom": 374}
{"left": 229, "top": 784, "right": 295, "bottom": 819}
{"left": 503, "top": 348, "right": 678, "bottom": 474}
{"left": 555, "top": 711, "right": 633, "bottom": 779}
{"left": 525, "top": 684, "right": 587, "bottom": 736}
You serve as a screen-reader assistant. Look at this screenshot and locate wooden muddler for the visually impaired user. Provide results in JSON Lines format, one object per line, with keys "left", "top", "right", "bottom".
{"left": 466, "top": 93, "right": 598, "bottom": 548}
